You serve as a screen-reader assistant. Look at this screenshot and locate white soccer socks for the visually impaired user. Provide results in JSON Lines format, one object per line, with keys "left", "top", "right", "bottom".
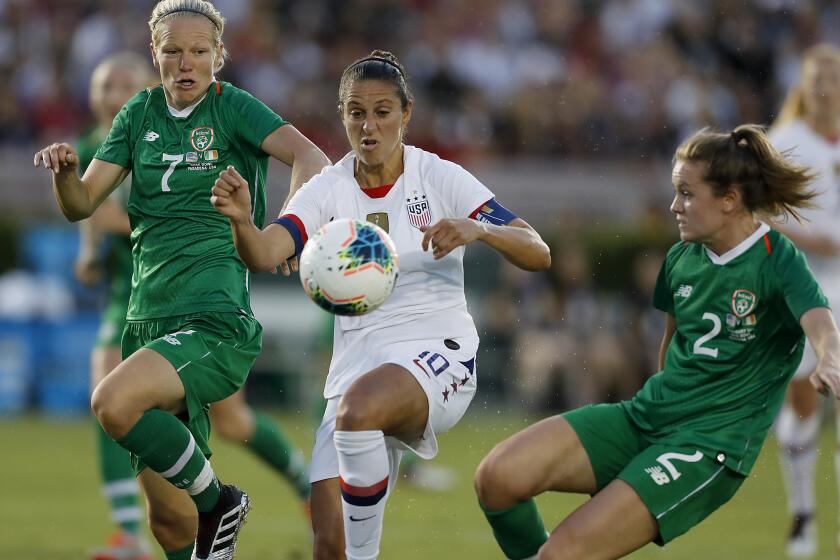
{"left": 776, "top": 405, "right": 820, "bottom": 516}
{"left": 335, "top": 430, "right": 390, "bottom": 560}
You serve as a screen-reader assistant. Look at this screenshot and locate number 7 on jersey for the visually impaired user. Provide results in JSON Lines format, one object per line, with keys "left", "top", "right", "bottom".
{"left": 161, "top": 153, "right": 184, "bottom": 192}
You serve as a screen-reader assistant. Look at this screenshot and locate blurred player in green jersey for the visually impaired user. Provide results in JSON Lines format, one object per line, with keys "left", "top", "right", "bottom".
{"left": 77, "top": 52, "right": 312, "bottom": 560}
{"left": 35, "top": 1, "right": 329, "bottom": 559}
{"left": 474, "top": 124, "right": 840, "bottom": 560}
{"left": 76, "top": 51, "right": 155, "bottom": 560}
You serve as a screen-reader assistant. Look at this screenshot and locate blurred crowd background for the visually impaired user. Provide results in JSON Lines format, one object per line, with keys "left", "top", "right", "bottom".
{"left": 1, "top": 0, "right": 838, "bottom": 417}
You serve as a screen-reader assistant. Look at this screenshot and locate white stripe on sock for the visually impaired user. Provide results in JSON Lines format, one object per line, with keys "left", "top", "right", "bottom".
{"left": 186, "top": 460, "right": 214, "bottom": 496}
{"left": 111, "top": 506, "right": 144, "bottom": 523}
{"left": 161, "top": 435, "right": 196, "bottom": 479}
{"left": 102, "top": 479, "right": 140, "bottom": 498}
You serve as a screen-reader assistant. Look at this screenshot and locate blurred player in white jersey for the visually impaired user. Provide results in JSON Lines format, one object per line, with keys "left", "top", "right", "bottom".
{"left": 209, "top": 50, "right": 552, "bottom": 560}
{"left": 769, "top": 43, "right": 840, "bottom": 558}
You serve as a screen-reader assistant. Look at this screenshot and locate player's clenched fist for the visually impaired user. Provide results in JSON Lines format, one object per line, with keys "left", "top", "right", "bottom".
{"left": 810, "top": 360, "right": 840, "bottom": 399}
{"left": 211, "top": 165, "right": 253, "bottom": 224}
{"left": 33, "top": 142, "right": 78, "bottom": 174}
{"left": 420, "top": 218, "right": 484, "bottom": 259}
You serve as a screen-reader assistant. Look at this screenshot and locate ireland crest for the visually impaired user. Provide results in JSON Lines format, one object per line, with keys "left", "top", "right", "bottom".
{"left": 190, "top": 126, "right": 214, "bottom": 152}
{"left": 731, "top": 289, "right": 757, "bottom": 318}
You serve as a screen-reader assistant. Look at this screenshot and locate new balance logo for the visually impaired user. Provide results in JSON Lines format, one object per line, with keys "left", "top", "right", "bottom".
{"left": 675, "top": 284, "right": 693, "bottom": 298}
{"left": 645, "top": 465, "right": 670, "bottom": 485}
{"left": 143, "top": 131, "right": 160, "bottom": 142}
{"left": 161, "top": 329, "right": 196, "bottom": 346}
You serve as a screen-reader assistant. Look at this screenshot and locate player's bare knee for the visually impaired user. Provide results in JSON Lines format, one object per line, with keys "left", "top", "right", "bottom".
{"left": 90, "top": 383, "right": 128, "bottom": 437}
{"left": 475, "top": 449, "right": 523, "bottom": 509}
{"left": 335, "top": 391, "right": 379, "bottom": 431}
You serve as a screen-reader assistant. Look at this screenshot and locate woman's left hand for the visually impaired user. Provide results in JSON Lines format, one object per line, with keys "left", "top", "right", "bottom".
{"left": 421, "top": 218, "right": 484, "bottom": 259}
{"left": 810, "top": 359, "right": 840, "bottom": 398}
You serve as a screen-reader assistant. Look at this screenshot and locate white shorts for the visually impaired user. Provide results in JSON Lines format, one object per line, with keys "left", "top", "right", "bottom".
{"left": 310, "top": 335, "right": 479, "bottom": 483}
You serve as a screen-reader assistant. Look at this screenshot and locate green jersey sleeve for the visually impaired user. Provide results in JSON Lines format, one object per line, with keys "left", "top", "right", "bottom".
{"left": 771, "top": 236, "right": 828, "bottom": 321}
{"left": 652, "top": 242, "right": 684, "bottom": 314}
{"left": 223, "top": 85, "right": 286, "bottom": 154}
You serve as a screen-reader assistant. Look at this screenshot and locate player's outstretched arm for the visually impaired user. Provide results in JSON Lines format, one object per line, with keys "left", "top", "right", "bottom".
{"left": 261, "top": 125, "right": 330, "bottom": 276}
{"left": 261, "top": 125, "right": 330, "bottom": 198}
{"left": 801, "top": 307, "right": 840, "bottom": 397}
{"left": 33, "top": 143, "right": 128, "bottom": 222}
{"left": 211, "top": 166, "right": 295, "bottom": 272}
{"left": 421, "top": 217, "right": 551, "bottom": 271}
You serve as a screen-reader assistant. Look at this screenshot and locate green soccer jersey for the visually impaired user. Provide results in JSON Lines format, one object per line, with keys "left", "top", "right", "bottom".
{"left": 94, "top": 81, "right": 286, "bottom": 320}
{"left": 77, "top": 126, "right": 133, "bottom": 307}
{"left": 623, "top": 224, "right": 828, "bottom": 475}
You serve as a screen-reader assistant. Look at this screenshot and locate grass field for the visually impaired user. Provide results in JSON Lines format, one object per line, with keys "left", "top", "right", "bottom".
{"left": 2, "top": 409, "right": 838, "bottom": 559}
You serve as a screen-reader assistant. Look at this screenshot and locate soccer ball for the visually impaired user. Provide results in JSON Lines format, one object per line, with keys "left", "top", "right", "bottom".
{"left": 299, "top": 218, "right": 399, "bottom": 316}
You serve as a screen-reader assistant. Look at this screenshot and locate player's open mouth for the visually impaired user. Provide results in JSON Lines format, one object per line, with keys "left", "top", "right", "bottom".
{"left": 177, "top": 79, "right": 195, "bottom": 88}
{"left": 361, "top": 138, "right": 378, "bottom": 151}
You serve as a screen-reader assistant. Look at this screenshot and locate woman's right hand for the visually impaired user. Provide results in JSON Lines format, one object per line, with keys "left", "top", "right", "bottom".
{"left": 211, "top": 165, "right": 253, "bottom": 224}
{"left": 74, "top": 253, "right": 103, "bottom": 286}
{"left": 33, "top": 143, "right": 78, "bottom": 174}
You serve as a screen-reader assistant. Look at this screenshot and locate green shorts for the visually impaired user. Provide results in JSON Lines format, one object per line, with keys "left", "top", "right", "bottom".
{"left": 121, "top": 311, "right": 263, "bottom": 474}
{"left": 96, "top": 297, "right": 128, "bottom": 348}
{"left": 563, "top": 403, "right": 744, "bottom": 545}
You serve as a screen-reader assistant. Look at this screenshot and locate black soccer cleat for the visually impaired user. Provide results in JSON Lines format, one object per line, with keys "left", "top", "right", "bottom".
{"left": 192, "top": 485, "right": 251, "bottom": 560}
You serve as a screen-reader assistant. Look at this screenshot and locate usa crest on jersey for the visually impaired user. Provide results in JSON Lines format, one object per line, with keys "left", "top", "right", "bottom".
{"left": 406, "top": 190, "right": 431, "bottom": 229}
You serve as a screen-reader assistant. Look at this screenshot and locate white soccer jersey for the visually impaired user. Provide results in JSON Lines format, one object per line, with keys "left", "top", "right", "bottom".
{"left": 281, "top": 145, "right": 497, "bottom": 397}
{"left": 769, "top": 120, "right": 840, "bottom": 288}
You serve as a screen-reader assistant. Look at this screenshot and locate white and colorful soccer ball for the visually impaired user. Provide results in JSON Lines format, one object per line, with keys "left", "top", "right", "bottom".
{"left": 299, "top": 218, "right": 399, "bottom": 316}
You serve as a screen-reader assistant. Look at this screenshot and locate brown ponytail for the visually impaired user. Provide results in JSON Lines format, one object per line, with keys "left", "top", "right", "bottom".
{"left": 675, "top": 124, "right": 817, "bottom": 221}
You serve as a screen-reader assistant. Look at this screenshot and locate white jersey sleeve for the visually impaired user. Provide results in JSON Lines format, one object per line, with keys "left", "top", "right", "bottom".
{"left": 425, "top": 154, "right": 495, "bottom": 218}
{"left": 274, "top": 167, "right": 340, "bottom": 253}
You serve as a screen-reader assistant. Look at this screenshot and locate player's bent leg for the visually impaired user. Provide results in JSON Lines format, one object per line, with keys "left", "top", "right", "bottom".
{"left": 334, "top": 365, "right": 428, "bottom": 560}
{"left": 476, "top": 416, "right": 597, "bottom": 510}
{"left": 475, "top": 416, "right": 595, "bottom": 560}
{"left": 311, "top": 478, "right": 345, "bottom": 560}
{"left": 537, "top": 480, "right": 657, "bottom": 560}
{"left": 209, "top": 389, "right": 254, "bottom": 442}
{"left": 91, "top": 348, "right": 187, "bottom": 439}
{"left": 138, "top": 468, "right": 197, "bottom": 559}
{"left": 92, "top": 348, "right": 226, "bottom": 520}
{"left": 335, "top": 364, "right": 429, "bottom": 436}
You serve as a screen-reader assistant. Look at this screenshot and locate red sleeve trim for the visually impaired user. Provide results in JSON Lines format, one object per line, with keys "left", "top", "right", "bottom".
{"left": 469, "top": 199, "right": 493, "bottom": 219}
{"left": 284, "top": 213, "right": 308, "bottom": 246}
{"left": 763, "top": 234, "right": 772, "bottom": 254}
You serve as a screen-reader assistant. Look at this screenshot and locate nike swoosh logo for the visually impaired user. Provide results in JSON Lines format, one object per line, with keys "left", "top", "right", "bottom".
{"left": 349, "top": 515, "right": 376, "bottom": 522}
